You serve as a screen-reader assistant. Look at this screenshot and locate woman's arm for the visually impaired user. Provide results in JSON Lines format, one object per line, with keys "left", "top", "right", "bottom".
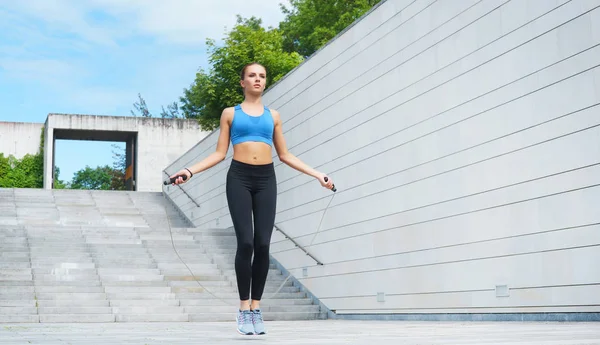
{"left": 272, "top": 109, "right": 334, "bottom": 190}
{"left": 170, "top": 107, "right": 233, "bottom": 184}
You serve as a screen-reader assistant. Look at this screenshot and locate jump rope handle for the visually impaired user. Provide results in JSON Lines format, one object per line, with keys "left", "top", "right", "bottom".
{"left": 324, "top": 177, "right": 337, "bottom": 192}
{"left": 164, "top": 174, "right": 188, "bottom": 185}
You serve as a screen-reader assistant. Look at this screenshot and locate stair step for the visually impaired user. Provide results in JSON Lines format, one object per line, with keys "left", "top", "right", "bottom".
{"left": 156, "top": 263, "right": 219, "bottom": 270}
{"left": 0, "top": 247, "right": 30, "bottom": 252}
{"left": 115, "top": 314, "right": 188, "bottom": 322}
{"left": 37, "top": 300, "right": 109, "bottom": 307}
{"left": 0, "top": 280, "right": 33, "bottom": 286}
{"left": 0, "top": 257, "right": 33, "bottom": 262}
{"left": 34, "top": 281, "right": 102, "bottom": 286}
{"left": 99, "top": 275, "right": 164, "bottom": 282}
{"left": 34, "top": 275, "right": 100, "bottom": 281}
{"left": 101, "top": 281, "right": 169, "bottom": 287}
{"left": 0, "top": 315, "right": 40, "bottom": 323}
{"left": 0, "top": 306, "right": 37, "bottom": 314}
{"left": 163, "top": 275, "right": 225, "bottom": 282}
{"left": 38, "top": 307, "right": 112, "bottom": 314}
{"left": 105, "top": 293, "right": 176, "bottom": 300}
{"left": 36, "top": 293, "right": 107, "bottom": 300}
{"left": 109, "top": 300, "right": 180, "bottom": 307}
{"left": 0, "top": 263, "right": 31, "bottom": 269}
{"left": 32, "top": 268, "right": 96, "bottom": 275}
{"left": 112, "top": 306, "right": 182, "bottom": 314}
{"left": 0, "top": 300, "right": 36, "bottom": 307}
{"left": 103, "top": 287, "right": 171, "bottom": 293}
{"left": 0, "top": 275, "right": 33, "bottom": 281}
{"left": 0, "top": 252, "right": 30, "bottom": 258}
{"left": 0, "top": 292, "right": 35, "bottom": 299}
{"left": 39, "top": 314, "right": 115, "bottom": 323}
{"left": 35, "top": 286, "right": 105, "bottom": 293}
{"left": 97, "top": 268, "right": 161, "bottom": 275}
{"left": 31, "top": 263, "right": 96, "bottom": 269}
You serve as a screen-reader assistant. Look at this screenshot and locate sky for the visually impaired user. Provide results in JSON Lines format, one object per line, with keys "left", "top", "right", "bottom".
{"left": 0, "top": 0, "right": 287, "bottom": 182}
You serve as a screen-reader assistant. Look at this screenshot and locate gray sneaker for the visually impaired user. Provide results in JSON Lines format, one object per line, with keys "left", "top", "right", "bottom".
{"left": 251, "top": 309, "right": 266, "bottom": 335}
{"left": 236, "top": 309, "right": 254, "bottom": 335}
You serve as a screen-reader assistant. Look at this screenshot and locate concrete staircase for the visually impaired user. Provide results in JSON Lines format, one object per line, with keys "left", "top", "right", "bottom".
{"left": 0, "top": 188, "right": 325, "bottom": 323}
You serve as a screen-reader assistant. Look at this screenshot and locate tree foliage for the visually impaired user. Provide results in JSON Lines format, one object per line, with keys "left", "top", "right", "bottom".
{"left": 179, "top": 16, "right": 303, "bottom": 131}
{"left": 0, "top": 127, "right": 45, "bottom": 188}
{"left": 131, "top": 93, "right": 183, "bottom": 119}
{"left": 0, "top": 153, "right": 44, "bottom": 188}
{"left": 69, "top": 165, "right": 113, "bottom": 190}
{"left": 279, "top": 0, "right": 382, "bottom": 57}
{"left": 169, "top": 1, "right": 380, "bottom": 130}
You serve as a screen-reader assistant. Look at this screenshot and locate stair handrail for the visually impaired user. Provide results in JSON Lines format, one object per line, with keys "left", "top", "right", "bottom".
{"left": 273, "top": 223, "right": 323, "bottom": 266}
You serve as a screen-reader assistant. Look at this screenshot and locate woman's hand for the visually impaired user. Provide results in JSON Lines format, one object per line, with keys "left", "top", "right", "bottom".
{"left": 170, "top": 169, "right": 192, "bottom": 185}
{"left": 316, "top": 173, "right": 334, "bottom": 190}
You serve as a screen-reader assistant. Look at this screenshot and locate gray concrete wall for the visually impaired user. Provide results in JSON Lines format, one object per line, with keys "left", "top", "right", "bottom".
{"left": 44, "top": 114, "right": 209, "bottom": 192}
{"left": 0, "top": 122, "right": 44, "bottom": 158}
{"left": 163, "top": 0, "right": 600, "bottom": 317}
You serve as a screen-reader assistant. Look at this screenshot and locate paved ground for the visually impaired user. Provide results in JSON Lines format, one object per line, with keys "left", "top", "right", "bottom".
{"left": 1, "top": 321, "right": 599, "bottom": 344}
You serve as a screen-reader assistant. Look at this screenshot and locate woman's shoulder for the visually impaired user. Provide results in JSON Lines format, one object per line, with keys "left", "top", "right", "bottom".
{"left": 220, "top": 106, "right": 236, "bottom": 125}
{"left": 221, "top": 106, "right": 236, "bottom": 117}
{"left": 266, "top": 107, "right": 281, "bottom": 122}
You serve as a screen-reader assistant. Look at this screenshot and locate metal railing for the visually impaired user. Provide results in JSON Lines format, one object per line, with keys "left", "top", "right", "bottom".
{"left": 274, "top": 224, "right": 323, "bottom": 266}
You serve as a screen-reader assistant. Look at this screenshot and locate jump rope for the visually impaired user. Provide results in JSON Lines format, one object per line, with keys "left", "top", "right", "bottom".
{"left": 161, "top": 172, "right": 336, "bottom": 307}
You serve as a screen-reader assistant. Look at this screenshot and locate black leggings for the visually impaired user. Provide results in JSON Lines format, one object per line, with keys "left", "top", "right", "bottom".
{"left": 226, "top": 159, "right": 277, "bottom": 301}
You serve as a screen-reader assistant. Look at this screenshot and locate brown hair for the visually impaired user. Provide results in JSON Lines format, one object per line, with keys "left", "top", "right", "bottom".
{"left": 240, "top": 62, "right": 266, "bottom": 80}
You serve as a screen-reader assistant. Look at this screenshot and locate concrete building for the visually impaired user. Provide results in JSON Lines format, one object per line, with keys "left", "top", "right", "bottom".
{"left": 163, "top": 0, "right": 600, "bottom": 320}
{"left": 0, "top": 121, "right": 45, "bottom": 159}
{"left": 0, "top": 114, "right": 209, "bottom": 192}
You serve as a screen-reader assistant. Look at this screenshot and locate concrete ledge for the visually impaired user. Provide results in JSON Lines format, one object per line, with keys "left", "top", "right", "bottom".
{"left": 329, "top": 312, "right": 600, "bottom": 322}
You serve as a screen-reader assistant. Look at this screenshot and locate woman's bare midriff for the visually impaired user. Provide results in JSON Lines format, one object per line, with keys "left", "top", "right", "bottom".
{"left": 232, "top": 142, "right": 273, "bottom": 165}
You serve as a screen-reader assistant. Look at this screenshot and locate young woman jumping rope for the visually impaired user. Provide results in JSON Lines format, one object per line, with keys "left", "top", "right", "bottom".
{"left": 169, "top": 62, "right": 334, "bottom": 335}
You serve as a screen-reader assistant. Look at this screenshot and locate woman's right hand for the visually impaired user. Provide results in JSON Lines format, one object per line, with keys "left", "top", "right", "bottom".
{"left": 170, "top": 169, "right": 192, "bottom": 185}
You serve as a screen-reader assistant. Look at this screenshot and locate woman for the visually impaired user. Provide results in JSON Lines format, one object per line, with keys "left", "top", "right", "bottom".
{"left": 170, "top": 62, "right": 334, "bottom": 335}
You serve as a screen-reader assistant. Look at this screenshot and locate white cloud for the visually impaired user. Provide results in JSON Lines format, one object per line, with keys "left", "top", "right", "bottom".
{"left": 1, "top": 1, "right": 118, "bottom": 47}
{"left": 2, "top": 0, "right": 288, "bottom": 47}
{"left": 0, "top": 0, "right": 290, "bottom": 119}
{"left": 90, "top": 0, "right": 288, "bottom": 45}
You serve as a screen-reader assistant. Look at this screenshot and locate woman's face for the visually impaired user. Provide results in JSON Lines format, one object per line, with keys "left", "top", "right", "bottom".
{"left": 241, "top": 64, "right": 267, "bottom": 95}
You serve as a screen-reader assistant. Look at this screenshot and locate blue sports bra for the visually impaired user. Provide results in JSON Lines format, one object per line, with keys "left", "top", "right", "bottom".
{"left": 230, "top": 104, "right": 274, "bottom": 146}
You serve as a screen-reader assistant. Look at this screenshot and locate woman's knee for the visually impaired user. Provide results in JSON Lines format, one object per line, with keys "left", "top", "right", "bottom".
{"left": 253, "top": 241, "right": 270, "bottom": 256}
{"left": 236, "top": 240, "right": 253, "bottom": 257}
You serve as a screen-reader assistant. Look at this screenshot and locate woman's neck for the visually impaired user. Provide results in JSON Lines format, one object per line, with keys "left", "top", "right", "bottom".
{"left": 243, "top": 93, "right": 262, "bottom": 105}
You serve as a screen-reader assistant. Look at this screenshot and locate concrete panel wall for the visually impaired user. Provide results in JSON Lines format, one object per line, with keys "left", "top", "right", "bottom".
{"left": 0, "top": 122, "right": 44, "bottom": 158}
{"left": 45, "top": 114, "right": 209, "bottom": 192}
{"left": 163, "top": 0, "right": 600, "bottom": 317}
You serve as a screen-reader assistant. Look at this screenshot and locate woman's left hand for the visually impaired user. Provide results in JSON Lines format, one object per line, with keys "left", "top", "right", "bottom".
{"left": 317, "top": 173, "right": 334, "bottom": 190}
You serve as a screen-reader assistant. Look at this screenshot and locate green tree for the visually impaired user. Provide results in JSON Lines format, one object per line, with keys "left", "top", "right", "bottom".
{"left": 0, "top": 127, "right": 45, "bottom": 188}
{"left": 110, "top": 144, "right": 127, "bottom": 190}
{"left": 131, "top": 93, "right": 152, "bottom": 117}
{"left": 70, "top": 165, "right": 114, "bottom": 190}
{"left": 179, "top": 16, "right": 303, "bottom": 131}
{"left": 279, "top": 0, "right": 382, "bottom": 57}
{"left": 0, "top": 153, "right": 44, "bottom": 188}
{"left": 160, "top": 102, "right": 182, "bottom": 119}
{"left": 53, "top": 166, "right": 67, "bottom": 189}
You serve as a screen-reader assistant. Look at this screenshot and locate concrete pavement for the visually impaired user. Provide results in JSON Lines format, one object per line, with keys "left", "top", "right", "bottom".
{"left": 0, "top": 320, "right": 599, "bottom": 344}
